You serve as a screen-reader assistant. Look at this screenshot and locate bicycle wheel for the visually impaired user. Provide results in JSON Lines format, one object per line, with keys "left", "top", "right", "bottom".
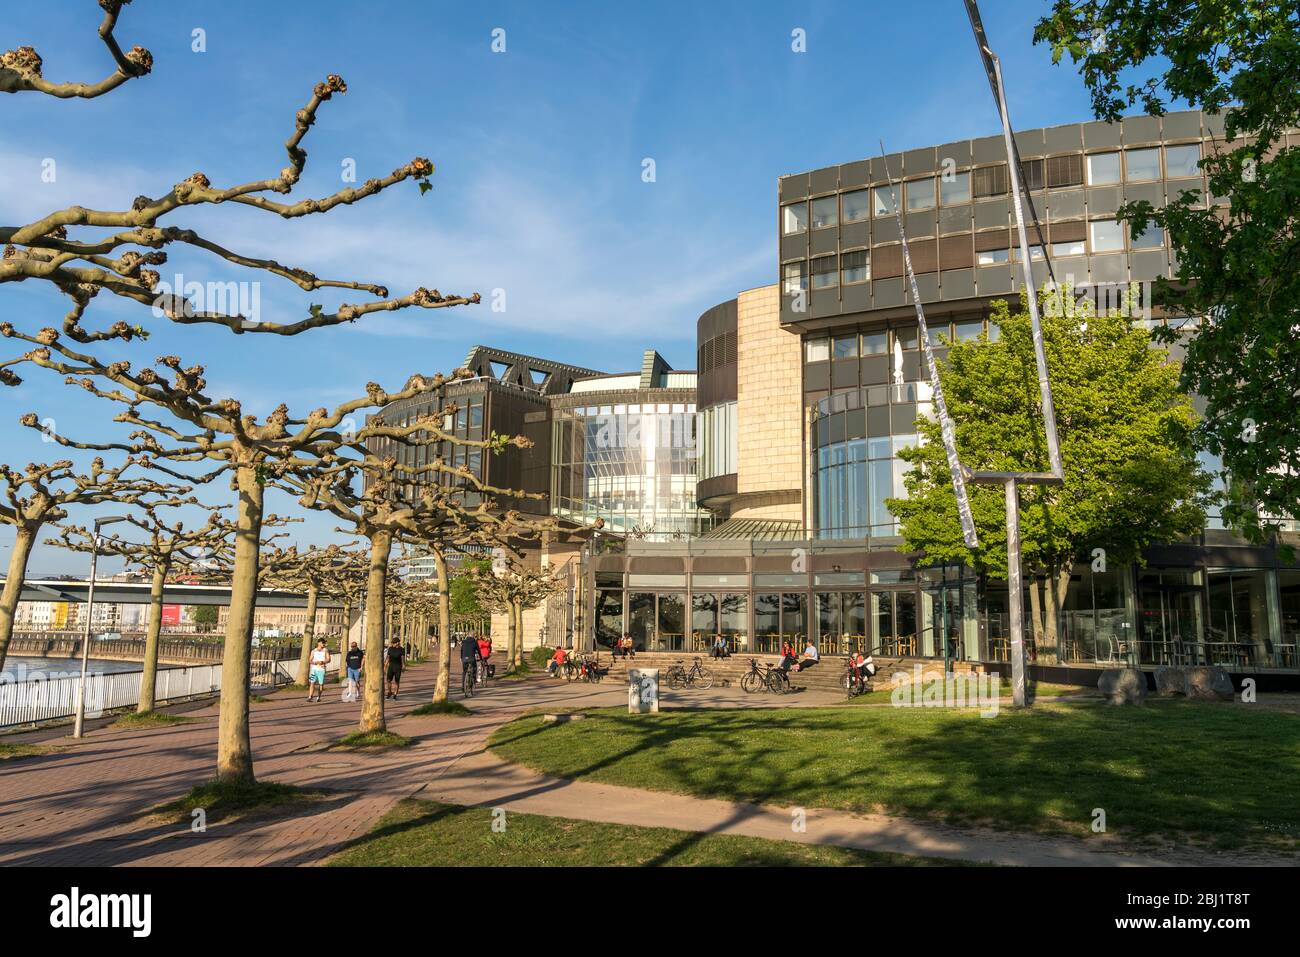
{"left": 766, "top": 671, "right": 789, "bottom": 695}
{"left": 694, "top": 666, "right": 714, "bottom": 690}
{"left": 740, "top": 671, "right": 762, "bottom": 693}
{"left": 462, "top": 669, "right": 474, "bottom": 698}
{"left": 666, "top": 668, "right": 684, "bottom": 690}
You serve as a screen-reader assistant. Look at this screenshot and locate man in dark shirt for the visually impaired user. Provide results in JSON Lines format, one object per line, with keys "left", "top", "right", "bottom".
{"left": 344, "top": 642, "right": 364, "bottom": 684}
{"left": 384, "top": 638, "right": 406, "bottom": 699}
{"left": 459, "top": 633, "right": 481, "bottom": 687}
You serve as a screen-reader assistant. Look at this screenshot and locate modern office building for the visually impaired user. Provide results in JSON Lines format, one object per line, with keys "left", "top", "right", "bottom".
{"left": 375, "top": 108, "right": 1299, "bottom": 678}
{"left": 579, "top": 108, "right": 1300, "bottom": 679}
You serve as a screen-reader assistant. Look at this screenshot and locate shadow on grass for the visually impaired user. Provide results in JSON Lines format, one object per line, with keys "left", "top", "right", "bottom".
{"left": 488, "top": 698, "right": 1300, "bottom": 853}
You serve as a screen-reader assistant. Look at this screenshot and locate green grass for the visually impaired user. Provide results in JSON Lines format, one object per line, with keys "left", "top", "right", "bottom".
{"left": 407, "top": 700, "right": 472, "bottom": 717}
{"left": 490, "top": 701, "right": 1300, "bottom": 852}
{"left": 146, "top": 778, "right": 325, "bottom": 824}
{"left": 327, "top": 799, "right": 965, "bottom": 867}
{"left": 0, "top": 741, "right": 63, "bottom": 761}
{"left": 334, "top": 729, "right": 412, "bottom": 750}
{"left": 501, "top": 661, "right": 532, "bottom": 681}
{"left": 112, "top": 710, "right": 197, "bottom": 728}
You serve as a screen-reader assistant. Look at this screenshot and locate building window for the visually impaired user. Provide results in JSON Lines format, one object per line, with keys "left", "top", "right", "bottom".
{"left": 697, "top": 400, "right": 737, "bottom": 480}
{"left": 861, "top": 329, "right": 888, "bottom": 355}
{"left": 841, "top": 249, "right": 870, "bottom": 284}
{"left": 953, "top": 318, "right": 984, "bottom": 342}
{"left": 811, "top": 255, "right": 838, "bottom": 289}
{"left": 873, "top": 184, "right": 900, "bottom": 217}
{"left": 1087, "top": 152, "right": 1121, "bottom": 185}
{"left": 977, "top": 247, "right": 1009, "bottom": 265}
{"left": 1165, "top": 143, "right": 1202, "bottom": 178}
{"left": 894, "top": 326, "right": 919, "bottom": 350}
{"left": 811, "top": 195, "right": 838, "bottom": 229}
{"left": 1131, "top": 224, "right": 1164, "bottom": 248}
{"left": 1051, "top": 240, "right": 1086, "bottom": 257}
{"left": 833, "top": 334, "right": 858, "bottom": 359}
{"left": 782, "top": 261, "right": 808, "bottom": 295}
{"left": 973, "top": 165, "right": 1008, "bottom": 198}
{"left": 1046, "top": 154, "right": 1085, "bottom": 188}
{"left": 1125, "top": 147, "right": 1161, "bottom": 181}
{"left": 1011, "top": 244, "right": 1045, "bottom": 261}
{"left": 1090, "top": 218, "right": 1125, "bottom": 252}
{"left": 805, "top": 338, "right": 830, "bottom": 363}
{"left": 906, "top": 178, "right": 935, "bottom": 211}
{"left": 1019, "top": 158, "right": 1045, "bottom": 191}
{"left": 842, "top": 189, "right": 870, "bottom": 223}
{"left": 782, "top": 203, "right": 807, "bottom": 235}
{"left": 939, "top": 171, "right": 970, "bottom": 205}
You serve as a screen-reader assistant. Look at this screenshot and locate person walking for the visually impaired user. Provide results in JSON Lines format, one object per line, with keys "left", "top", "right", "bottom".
{"left": 307, "top": 639, "right": 331, "bottom": 702}
{"left": 343, "top": 641, "right": 364, "bottom": 701}
{"left": 383, "top": 637, "right": 406, "bottom": 699}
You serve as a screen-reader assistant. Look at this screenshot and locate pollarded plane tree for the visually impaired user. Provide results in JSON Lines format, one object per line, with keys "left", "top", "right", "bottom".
{"left": 423, "top": 510, "right": 599, "bottom": 693}
{"left": 0, "top": 1, "right": 152, "bottom": 100}
{"left": 50, "top": 501, "right": 234, "bottom": 713}
{"left": 8, "top": 335, "right": 463, "bottom": 783}
{"left": 0, "top": 455, "right": 191, "bottom": 673}
{"left": 463, "top": 546, "right": 567, "bottom": 673}
{"left": 272, "top": 543, "right": 369, "bottom": 686}
{"left": 279, "top": 425, "right": 541, "bottom": 730}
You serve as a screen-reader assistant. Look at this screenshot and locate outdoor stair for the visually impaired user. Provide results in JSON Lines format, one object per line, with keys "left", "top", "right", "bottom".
{"left": 572, "top": 650, "right": 982, "bottom": 697}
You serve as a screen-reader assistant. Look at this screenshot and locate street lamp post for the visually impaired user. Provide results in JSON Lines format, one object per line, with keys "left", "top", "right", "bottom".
{"left": 73, "top": 515, "right": 128, "bottom": 738}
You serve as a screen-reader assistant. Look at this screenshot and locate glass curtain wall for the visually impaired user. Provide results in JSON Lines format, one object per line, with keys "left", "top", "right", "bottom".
{"left": 551, "top": 401, "right": 711, "bottom": 538}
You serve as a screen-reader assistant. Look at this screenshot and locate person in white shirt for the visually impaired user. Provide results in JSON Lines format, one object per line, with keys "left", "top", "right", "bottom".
{"left": 308, "top": 639, "right": 331, "bottom": 702}
{"left": 794, "top": 641, "right": 820, "bottom": 673}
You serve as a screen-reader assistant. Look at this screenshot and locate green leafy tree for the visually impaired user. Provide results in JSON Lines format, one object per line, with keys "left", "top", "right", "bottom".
{"left": 449, "top": 559, "right": 487, "bottom": 619}
{"left": 886, "top": 287, "right": 1209, "bottom": 656}
{"left": 1034, "top": 1, "right": 1300, "bottom": 541}
{"left": 188, "top": 604, "right": 219, "bottom": 631}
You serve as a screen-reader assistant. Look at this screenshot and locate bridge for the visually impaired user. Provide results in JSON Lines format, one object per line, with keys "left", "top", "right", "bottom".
{"left": 5, "top": 579, "right": 343, "bottom": 609}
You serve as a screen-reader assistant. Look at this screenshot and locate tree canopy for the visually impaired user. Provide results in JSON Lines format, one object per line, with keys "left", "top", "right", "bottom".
{"left": 1034, "top": 1, "right": 1300, "bottom": 542}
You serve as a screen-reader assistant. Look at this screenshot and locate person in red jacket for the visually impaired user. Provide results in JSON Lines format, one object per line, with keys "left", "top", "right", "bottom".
{"left": 477, "top": 636, "right": 492, "bottom": 681}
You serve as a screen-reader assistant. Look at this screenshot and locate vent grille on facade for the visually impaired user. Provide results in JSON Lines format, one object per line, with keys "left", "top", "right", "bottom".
{"left": 698, "top": 331, "right": 737, "bottom": 373}
{"left": 973, "top": 164, "right": 1008, "bottom": 198}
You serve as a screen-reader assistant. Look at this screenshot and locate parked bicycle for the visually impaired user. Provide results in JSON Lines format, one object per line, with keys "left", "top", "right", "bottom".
{"left": 740, "top": 658, "right": 783, "bottom": 694}
{"left": 664, "top": 656, "right": 714, "bottom": 690}
{"left": 578, "top": 653, "right": 608, "bottom": 684}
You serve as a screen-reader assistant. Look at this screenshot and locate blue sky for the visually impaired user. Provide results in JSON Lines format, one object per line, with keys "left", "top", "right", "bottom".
{"left": 2, "top": 0, "right": 1115, "bottom": 573}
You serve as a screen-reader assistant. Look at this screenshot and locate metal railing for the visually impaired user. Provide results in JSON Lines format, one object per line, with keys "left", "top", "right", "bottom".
{"left": 0, "top": 658, "right": 300, "bottom": 730}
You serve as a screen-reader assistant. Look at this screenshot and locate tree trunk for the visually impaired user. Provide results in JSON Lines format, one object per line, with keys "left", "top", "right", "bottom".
{"left": 1045, "top": 565, "right": 1072, "bottom": 665}
{"left": 359, "top": 530, "right": 392, "bottom": 733}
{"left": 217, "top": 464, "right": 264, "bottom": 783}
{"left": 513, "top": 601, "right": 524, "bottom": 669}
{"left": 1027, "top": 575, "right": 1045, "bottom": 649}
{"left": 432, "top": 544, "right": 452, "bottom": 703}
{"left": 296, "top": 583, "right": 320, "bottom": 685}
{"left": 0, "top": 526, "right": 37, "bottom": 675}
{"left": 137, "top": 560, "right": 170, "bottom": 713}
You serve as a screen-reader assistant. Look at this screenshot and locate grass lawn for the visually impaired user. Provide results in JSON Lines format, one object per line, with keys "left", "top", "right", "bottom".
{"left": 490, "top": 700, "right": 1300, "bottom": 852}
{"left": 407, "top": 700, "right": 472, "bottom": 716}
{"left": 0, "top": 741, "right": 63, "bottom": 761}
{"left": 328, "top": 798, "right": 965, "bottom": 867}
{"left": 144, "top": 779, "right": 327, "bottom": 825}
{"left": 112, "top": 710, "right": 198, "bottom": 728}
{"left": 333, "top": 729, "right": 411, "bottom": 750}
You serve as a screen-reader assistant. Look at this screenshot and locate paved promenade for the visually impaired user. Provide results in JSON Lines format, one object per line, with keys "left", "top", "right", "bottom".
{"left": 0, "top": 664, "right": 1275, "bottom": 867}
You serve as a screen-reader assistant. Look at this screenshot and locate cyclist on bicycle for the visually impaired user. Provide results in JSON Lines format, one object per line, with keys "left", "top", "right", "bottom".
{"left": 460, "top": 634, "right": 482, "bottom": 684}
{"left": 477, "top": 635, "right": 493, "bottom": 681}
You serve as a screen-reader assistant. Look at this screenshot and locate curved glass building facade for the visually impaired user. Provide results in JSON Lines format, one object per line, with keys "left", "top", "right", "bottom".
{"left": 550, "top": 359, "right": 712, "bottom": 540}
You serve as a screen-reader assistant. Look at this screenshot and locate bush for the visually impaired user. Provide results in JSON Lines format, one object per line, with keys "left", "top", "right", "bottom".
{"left": 529, "top": 645, "right": 554, "bottom": 668}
